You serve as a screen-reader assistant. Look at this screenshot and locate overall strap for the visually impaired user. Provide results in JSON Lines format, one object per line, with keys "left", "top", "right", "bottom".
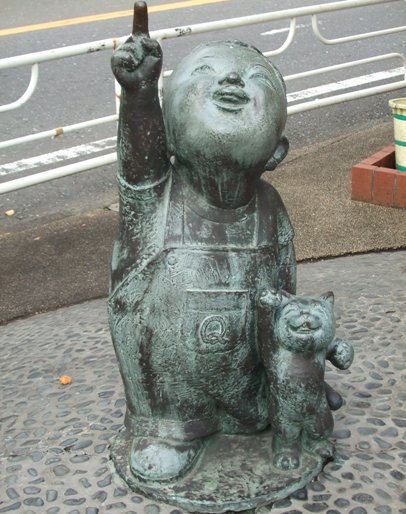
{"left": 164, "top": 172, "right": 184, "bottom": 248}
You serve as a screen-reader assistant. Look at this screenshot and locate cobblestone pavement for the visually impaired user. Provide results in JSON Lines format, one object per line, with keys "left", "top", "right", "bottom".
{"left": 1, "top": 251, "right": 405, "bottom": 514}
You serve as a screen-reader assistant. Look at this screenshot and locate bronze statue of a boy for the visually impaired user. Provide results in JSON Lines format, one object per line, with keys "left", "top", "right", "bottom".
{"left": 108, "top": 2, "right": 346, "bottom": 493}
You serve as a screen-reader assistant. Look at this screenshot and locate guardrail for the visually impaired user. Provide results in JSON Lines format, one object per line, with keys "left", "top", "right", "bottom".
{"left": 0, "top": 0, "right": 405, "bottom": 194}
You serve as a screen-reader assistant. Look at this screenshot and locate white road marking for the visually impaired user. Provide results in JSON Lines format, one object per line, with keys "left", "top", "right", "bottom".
{"left": 287, "top": 67, "right": 404, "bottom": 102}
{"left": 261, "top": 24, "right": 307, "bottom": 36}
{"left": 0, "top": 136, "right": 116, "bottom": 176}
{"left": 0, "top": 67, "right": 404, "bottom": 178}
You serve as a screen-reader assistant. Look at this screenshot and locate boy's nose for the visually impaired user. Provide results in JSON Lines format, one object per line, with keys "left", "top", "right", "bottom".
{"left": 219, "top": 71, "right": 245, "bottom": 87}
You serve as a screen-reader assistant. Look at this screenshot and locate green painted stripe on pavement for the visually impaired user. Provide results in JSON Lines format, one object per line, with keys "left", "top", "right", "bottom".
{"left": 396, "top": 163, "right": 406, "bottom": 172}
{"left": 393, "top": 113, "right": 406, "bottom": 121}
{"left": 395, "top": 139, "right": 406, "bottom": 147}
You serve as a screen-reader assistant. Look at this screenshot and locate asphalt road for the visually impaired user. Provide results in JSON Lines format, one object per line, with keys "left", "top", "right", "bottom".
{"left": 0, "top": 0, "right": 405, "bottom": 230}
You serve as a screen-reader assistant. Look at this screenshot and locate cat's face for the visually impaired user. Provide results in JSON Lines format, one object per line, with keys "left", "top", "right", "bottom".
{"left": 260, "top": 290, "right": 335, "bottom": 354}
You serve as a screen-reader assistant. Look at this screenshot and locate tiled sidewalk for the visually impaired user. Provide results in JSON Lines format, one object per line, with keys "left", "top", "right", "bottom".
{"left": 1, "top": 251, "right": 405, "bottom": 514}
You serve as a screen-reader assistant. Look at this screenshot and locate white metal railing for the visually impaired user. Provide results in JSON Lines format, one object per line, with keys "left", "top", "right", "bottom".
{"left": 0, "top": 0, "right": 405, "bottom": 194}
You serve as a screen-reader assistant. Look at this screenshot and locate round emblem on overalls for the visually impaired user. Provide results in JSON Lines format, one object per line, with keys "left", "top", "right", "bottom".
{"left": 167, "top": 255, "right": 177, "bottom": 266}
{"left": 199, "top": 315, "right": 227, "bottom": 345}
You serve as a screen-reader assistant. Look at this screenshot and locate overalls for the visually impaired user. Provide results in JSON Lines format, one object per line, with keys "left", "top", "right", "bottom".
{"left": 108, "top": 175, "right": 287, "bottom": 443}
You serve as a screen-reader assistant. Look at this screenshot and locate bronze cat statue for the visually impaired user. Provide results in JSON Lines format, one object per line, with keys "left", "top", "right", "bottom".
{"left": 259, "top": 289, "right": 354, "bottom": 470}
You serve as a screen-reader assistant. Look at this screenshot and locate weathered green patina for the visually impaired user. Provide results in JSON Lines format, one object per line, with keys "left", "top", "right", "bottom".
{"left": 108, "top": 2, "right": 353, "bottom": 510}
{"left": 259, "top": 290, "right": 353, "bottom": 471}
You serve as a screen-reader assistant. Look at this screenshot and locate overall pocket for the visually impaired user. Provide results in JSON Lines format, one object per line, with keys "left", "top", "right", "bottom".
{"left": 181, "top": 289, "right": 249, "bottom": 354}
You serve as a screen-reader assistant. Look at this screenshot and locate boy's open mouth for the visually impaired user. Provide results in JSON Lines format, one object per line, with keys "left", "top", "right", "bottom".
{"left": 212, "top": 87, "right": 249, "bottom": 112}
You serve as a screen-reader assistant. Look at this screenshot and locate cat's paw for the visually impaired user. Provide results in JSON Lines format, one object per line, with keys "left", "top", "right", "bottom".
{"left": 328, "top": 338, "right": 354, "bottom": 370}
{"left": 273, "top": 449, "right": 300, "bottom": 470}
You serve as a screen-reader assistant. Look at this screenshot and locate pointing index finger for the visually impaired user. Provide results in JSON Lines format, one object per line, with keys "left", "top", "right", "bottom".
{"left": 132, "top": 1, "right": 149, "bottom": 37}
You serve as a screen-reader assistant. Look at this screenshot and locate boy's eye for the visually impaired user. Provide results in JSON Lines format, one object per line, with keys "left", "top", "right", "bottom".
{"left": 192, "top": 64, "right": 215, "bottom": 75}
{"left": 250, "top": 72, "right": 272, "bottom": 85}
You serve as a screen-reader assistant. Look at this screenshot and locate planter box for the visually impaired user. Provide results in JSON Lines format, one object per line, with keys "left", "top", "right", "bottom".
{"left": 352, "top": 144, "right": 406, "bottom": 208}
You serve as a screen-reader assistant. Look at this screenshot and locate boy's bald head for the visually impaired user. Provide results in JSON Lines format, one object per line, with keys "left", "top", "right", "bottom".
{"left": 163, "top": 40, "right": 288, "bottom": 171}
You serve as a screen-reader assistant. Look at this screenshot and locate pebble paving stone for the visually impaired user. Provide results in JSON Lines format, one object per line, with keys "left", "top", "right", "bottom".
{"left": 0, "top": 250, "right": 405, "bottom": 513}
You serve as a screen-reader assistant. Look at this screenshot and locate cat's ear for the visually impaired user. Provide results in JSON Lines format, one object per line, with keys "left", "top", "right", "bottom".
{"left": 320, "top": 291, "right": 334, "bottom": 307}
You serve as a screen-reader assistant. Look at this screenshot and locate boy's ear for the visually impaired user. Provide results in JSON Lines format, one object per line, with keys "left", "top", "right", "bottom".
{"left": 265, "top": 135, "right": 289, "bottom": 171}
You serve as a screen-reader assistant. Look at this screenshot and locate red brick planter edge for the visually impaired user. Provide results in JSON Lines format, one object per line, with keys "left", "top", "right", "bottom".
{"left": 352, "top": 144, "right": 406, "bottom": 208}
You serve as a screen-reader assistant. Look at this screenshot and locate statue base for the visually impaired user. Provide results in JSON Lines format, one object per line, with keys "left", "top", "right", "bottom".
{"left": 111, "top": 428, "right": 326, "bottom": 513}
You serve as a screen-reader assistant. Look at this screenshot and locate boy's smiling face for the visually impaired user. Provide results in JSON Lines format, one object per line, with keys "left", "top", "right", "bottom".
{"left": 163, "top": 41, "right": 287, "bottom": 170}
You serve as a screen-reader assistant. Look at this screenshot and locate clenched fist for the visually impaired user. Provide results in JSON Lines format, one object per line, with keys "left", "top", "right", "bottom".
{"left": 111, "top": 2, "right": 162, "bottom": 89}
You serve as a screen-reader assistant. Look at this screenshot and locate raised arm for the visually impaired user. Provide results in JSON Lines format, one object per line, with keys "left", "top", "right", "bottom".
{"left": 111, "top": 2, "right": 168, "bottom": 185}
